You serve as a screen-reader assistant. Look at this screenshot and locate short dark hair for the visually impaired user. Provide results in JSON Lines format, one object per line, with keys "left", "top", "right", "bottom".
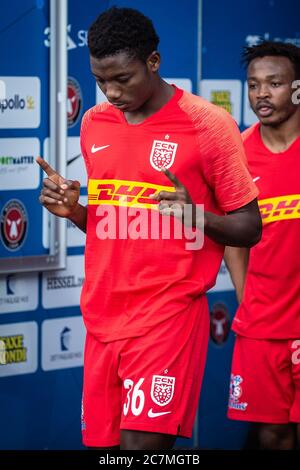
{"left": 88, "top": 6, "right": 160, "bottom": 62}
{"left": 242, "top": 40, "right": 300, "bottom": 79}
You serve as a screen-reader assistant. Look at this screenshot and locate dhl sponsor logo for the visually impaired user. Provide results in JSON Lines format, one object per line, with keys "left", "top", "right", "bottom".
{"left": 88, "top": 179, "right": 175, "bottom": 209}
{"left": 259, "top": 195, "right": 300, "bottom": 224}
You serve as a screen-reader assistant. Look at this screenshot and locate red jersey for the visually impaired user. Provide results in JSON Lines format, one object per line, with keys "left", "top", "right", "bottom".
{"left": 80, "top": 86, "right": 257, "bottom": 341}
{"left": 232, "top": 123, "right": 300, "bottom": 339}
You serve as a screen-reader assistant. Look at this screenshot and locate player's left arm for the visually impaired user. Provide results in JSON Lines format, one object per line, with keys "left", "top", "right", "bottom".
{"left": 151, "top": 168, "right": 261, "bottom": 247}
{"left": 203, "top": 198, "right": 261, "bottom": 247}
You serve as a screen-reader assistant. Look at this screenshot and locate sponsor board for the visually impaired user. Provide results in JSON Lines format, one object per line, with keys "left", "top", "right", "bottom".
{"left": 0, "top": 79, "right": 5, "bottom": 100}
{"left": 42, "top": 255, "right": 84, "bottom": 308}
{"left": 41, "top": 316, "right": 85, "bottom": 371}
{"left": 0, "top": 76, "right": 40, "bottom": 129}
{"left": 243, "top": 81, "right": 258, "bottom": 127}
{"left": 200, "top": 80, "right": 242, "bottom": 125}
{"left": 0, "top": 273, "right": 38, "bottom": 314}
{"left": 210, "top": 302, "right": 231, "bottom": 345}
{"left": 0, "top": 199, "right": 28, "bottom": 251}
{"left": 0, "top": 138, "right": 40, "bottom": 190}
{"left": 42, "top": 137, "right": 87, "bottom": 248}
{"left": 44, "top": 24, "right": 88, "bottom": 51}
{"left": 43, "top": 137, "right": 87, "bottom": 187}
{"left": 96, "top": 78, "right": 192, "bottom": 104}
{"left": 65, "top": 196, "right": 87, "bottom": 247}
{"left": 67, "top": 77, "right": 82, "bottom": 128}
{"left": 209, "top": 261, "right": 234, "bottom": 292}
{"left": 43, "top": 195, "right": 87, "bottom": 249}
{"left": 0, "top": 322, "right": 38, "bottom": 377}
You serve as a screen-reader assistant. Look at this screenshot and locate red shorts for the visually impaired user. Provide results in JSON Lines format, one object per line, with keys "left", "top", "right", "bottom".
{"left": 82, "top": 296, "right": 209, "bottom": 447}
{"left": 228, "top": 335, "right": 300, "bottom": 423}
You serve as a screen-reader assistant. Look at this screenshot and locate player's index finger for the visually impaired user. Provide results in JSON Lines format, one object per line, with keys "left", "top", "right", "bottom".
{"left": 162, "top": 168, "right": 181, "bottom": 188}
{"left": 36, "top": 156, "right": 57, "bottom": 177}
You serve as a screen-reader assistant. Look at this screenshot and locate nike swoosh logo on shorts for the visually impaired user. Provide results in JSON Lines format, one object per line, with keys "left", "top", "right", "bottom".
{"left": 147, "top": 409, "right": 171, "bottom": 418}
{"left": 91, "top": 144, "right": 110, "bottom": 153}
{"left": 253, "top": 176, "right": 260, "bottom": 183}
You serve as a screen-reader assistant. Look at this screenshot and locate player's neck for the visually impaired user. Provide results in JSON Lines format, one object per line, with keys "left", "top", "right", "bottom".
{"left": 260, "top": 110, "right": 300, "bottom": 153}
{"left": 124, "top": 79, "right": 174, "bottom": 124}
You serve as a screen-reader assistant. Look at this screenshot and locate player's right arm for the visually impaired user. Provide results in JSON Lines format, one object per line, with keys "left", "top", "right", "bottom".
{"left": 224, "top": 246, "right": 250, "bottom": 303}
{"left": 36, "top": 156, "right": 87, "bottom": 233}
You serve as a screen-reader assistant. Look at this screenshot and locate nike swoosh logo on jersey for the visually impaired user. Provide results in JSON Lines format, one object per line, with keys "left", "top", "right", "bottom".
{"left": 91, "top": 144, "right": 110, "bottom": 153}
{"left": 147, "top": 409, "right": 171, "bottom": 418}
{"left": 253, "top": 176, "right": 260, "bottom": 183}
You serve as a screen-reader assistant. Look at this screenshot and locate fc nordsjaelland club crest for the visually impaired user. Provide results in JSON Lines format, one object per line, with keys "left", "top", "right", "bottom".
{"left": 149, "top": 140, "right": 178, "bottom": 171}
{"left": 150, "top": 375, "right": 176, "bottom": 406}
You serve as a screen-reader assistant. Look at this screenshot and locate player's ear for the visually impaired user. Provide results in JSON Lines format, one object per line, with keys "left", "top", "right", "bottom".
{"left": 147, "top": 51, "right": 160, "bottom": 72}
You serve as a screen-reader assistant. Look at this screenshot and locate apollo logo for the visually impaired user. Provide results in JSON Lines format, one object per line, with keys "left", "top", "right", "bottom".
{"left": 0, "top": 95, "right": 26, "bottom": 113}
{"left": 0, "top": 95, "right": 35, "bottom": 113}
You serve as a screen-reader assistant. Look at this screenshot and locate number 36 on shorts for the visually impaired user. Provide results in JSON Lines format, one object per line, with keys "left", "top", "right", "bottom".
{"left": 123, "top": 376, "right": 176, "bottom": 418}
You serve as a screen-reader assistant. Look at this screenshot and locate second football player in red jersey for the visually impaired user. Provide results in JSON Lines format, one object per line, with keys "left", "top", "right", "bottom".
{"left": 225, "top": 41, "right": 300, "bottom": 449}
{"left": 37, "top": 7, "right": 261, "bottom": 450}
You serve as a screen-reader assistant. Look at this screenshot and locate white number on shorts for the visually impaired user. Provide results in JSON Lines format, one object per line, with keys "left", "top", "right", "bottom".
{"left": 123, "top": 379, "right": 134, "bottom": 416}
{"left": 123, "top": 378, "right": 145, "bottom": 416}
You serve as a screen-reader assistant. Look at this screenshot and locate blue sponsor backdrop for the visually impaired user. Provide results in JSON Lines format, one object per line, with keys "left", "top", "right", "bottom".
{"left": 0, "top": 0, "right": 299, "bottom": 450}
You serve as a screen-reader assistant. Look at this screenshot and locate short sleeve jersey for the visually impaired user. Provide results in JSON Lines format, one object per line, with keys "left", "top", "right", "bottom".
{"left": 80, "top": 86, "right": 258, "bottom": 342}
{"left": 232, "top": 123, "right": 300, "bottom": 339}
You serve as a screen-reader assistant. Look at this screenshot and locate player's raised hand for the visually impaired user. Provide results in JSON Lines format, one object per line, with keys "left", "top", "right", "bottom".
{"left": 36, "top": 157, "right": 81, "bottom": 218}
{"left": 150, "top": 168, "right": 197, "bottom": 227}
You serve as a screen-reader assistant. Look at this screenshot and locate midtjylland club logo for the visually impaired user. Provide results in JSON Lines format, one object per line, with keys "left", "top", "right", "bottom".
{"left": 0, "top": 199, "right": 28, "bottom": 251}
{"left": 67, "top": 77, "right": 82, "bottom": 128}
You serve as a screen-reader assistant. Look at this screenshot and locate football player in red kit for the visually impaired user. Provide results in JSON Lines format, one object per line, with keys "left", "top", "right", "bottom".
{"left": 38, "top": 7, "right": 261, "bottom": 450}
{"left": 225, "top": 41, "right": 300, "bottom": 449}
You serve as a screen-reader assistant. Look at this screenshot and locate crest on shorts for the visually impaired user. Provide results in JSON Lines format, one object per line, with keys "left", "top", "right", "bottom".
{"left": 149, "top": 140, "right": 178, "bottom": 171}
{"left": 150, "top": 375, "right": 176, "bottom": 406}
{"left": 81, "top": 396, "right": 86, "bottom": 430}
{"left": 228, "top": 374, "right": 248, "bottom": 411}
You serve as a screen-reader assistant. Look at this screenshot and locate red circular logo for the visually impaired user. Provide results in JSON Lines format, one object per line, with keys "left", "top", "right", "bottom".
{"left": 67, "top": 77, "right": 82, "bottom": 127}
{"left": 1, "top": 200, "right": 28, "bottom": 251}
{"left": 210, "top": 302, "right": 231, "bottom": 345}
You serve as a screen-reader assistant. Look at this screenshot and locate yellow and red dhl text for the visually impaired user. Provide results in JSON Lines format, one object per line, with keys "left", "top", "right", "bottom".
{"left": 259, "top": 195, "right": 300, "bottom": 224}
{"left": 88, "top": 179, "right": 175, "bottom": 210}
